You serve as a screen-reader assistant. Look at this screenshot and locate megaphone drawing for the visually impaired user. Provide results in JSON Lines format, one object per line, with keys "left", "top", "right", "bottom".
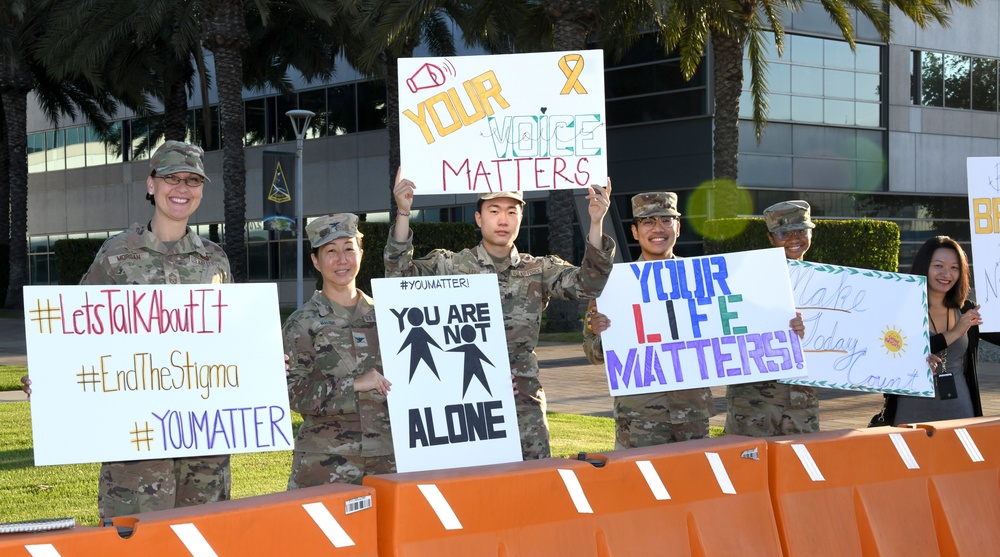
{"left": 406, "top": 61, "right": 455, "bottom": 93}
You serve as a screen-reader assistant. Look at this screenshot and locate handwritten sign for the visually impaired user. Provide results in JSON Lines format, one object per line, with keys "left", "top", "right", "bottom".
{"left": 23, "top": 284, "right": 293, "bottom": 466}
{"left": 968, "top": 157, "right": 1000, "bottom": 331}
{"left": 779, "top": 261, "right": 932, "bottom": 395}
{"left": 595, "top": 248, "right": 807, "bottom": 396}
{"left": 397, "top": 50, "right": 606, "bottom": 195}
{"left": 372, "top": 275, "right": 522, "bottom": 473}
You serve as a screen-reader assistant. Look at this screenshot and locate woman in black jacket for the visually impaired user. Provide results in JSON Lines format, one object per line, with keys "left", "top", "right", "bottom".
{"left": 886, "top": 236, "right": 1000, "bottom": 425}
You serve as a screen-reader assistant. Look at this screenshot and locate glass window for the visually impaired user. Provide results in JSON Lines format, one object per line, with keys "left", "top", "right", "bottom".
{"left": 298, "top": 89, "right": 327, "bottom": 139}
{"left": 856, "top": 73, "right": 880, "bottom": 102}
{"left": 768, "top": 94, "right": 792, "bottom": 121}
{"left": 105, "top": 122, "right": 123, "bottom": 164}
{"left": 328, "top": 84, "right": 357, "bottom": 135}
{"left": 768, "top": 63, "right": 791, "bottom": 94}
{"left": 791, "top": 97, "right": 823, "bottom": 123}
{"left": 791, "top": 66, "right": 823, "bottom": 95}
{"left": 244, "top": 98, "right": 267, "bottom": 147}
{"left": 606, "top": 90, "right": 706, "bottom": 125}
{"left": 920, "top": 51, "right": 944, "bottom": 107}
{"left": 855, "top": 44, "right": 881, "bottom": 72}
{"left": 65, "top": 127, "right": 86, "bottom": 169}
{"left": 357, "top": 80, "right": 388, "bottom": 132}
{"left": 276, "top": 95, "right": 296, "bottom": 142}
{"left": 790, "top": 35, "right": 823, "bottom": 65}
{"left": 824, "top": 69, "right": 855, "bottom": 99}
{"left": 85, "top": 126, "right": 107, "bottom": 167}
{"left": 46, "top": 130, "right": 66, "bottom": 171}
{"left": 28, "top": 133, "right": 46, "bottom": 173}
{"left": 824, "top": 99, "right": 854, "bottom": 125}
{"left": 824, "top": 40, "right": 856, "bottom": 69}
{"left": 856, "top": 102, "right": 880, "bottom": 127}
{"left": 972, "top": 57, "right": 998, "bottom": 112}
{"left": 944, "top": 53, "right": 971, "bottom": 109}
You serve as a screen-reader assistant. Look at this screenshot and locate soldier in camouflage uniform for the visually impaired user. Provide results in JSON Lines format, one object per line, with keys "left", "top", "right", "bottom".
{"left": 725, "top": 200, "right": 817, "bottom": 437}
{"left": 583, "top": 192, "right": 715, "bottom": 448}
{"left": 284, "top": 214, "right": 394, "bottom": 487}
{"left": 387, "top": 171, "right": 616, "bottom": 460}
{"left": 79, "top": 140, "right": 232, "bottom": 521}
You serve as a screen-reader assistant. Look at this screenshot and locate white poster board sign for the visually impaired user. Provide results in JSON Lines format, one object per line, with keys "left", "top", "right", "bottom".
{"left": 779, "top": 261, "right": 933, "bottom": 396}
{"left": 372, "top": 275, "right": 522, "bottom": 473}
{"left": 968, "top": 157, "right": 1000, "bottom": 332}
{"left": 397, "top": 50, "right": 606, "bottom": 195}
{"left": 595, "top": 248, "right": 807, "bottom": 396}
{"left": 24, "top": 284, "right": 293, "bottom": 466}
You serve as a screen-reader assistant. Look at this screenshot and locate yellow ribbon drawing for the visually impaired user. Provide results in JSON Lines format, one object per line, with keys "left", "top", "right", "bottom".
{"left": 558, "top": 54, "right": 588, "bottom": 95}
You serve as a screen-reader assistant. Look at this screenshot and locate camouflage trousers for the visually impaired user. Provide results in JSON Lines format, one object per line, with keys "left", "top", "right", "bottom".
{"left": 614, "top": 414, "right": 709, "bottom": 450}
{"left": 288, "top": 451, "right": 397, "bottom": 489}
{"left": 98, "top": 456, "right": 230, "bottom": 520}
{"left": 513, "top": 376, "right": 551, "bottom": 460}
{"left": 724, "top": 381, "right": 820, "bottom": 437}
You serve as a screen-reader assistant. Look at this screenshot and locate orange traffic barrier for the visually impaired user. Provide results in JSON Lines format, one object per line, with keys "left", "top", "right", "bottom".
{"left": 0, "top": 482, "right": 377, "bottom": 556}
{"left": 366, "top": 436, "right": 779, "bottom": 557}
{"left": 579, "top": 435, "right": 782, "bottom": 556}
{"left": 365, "top": 457, "right": 606, "bottom": 556}
{"left": 767, "top": 417, "right": 1000, "bottom": 557}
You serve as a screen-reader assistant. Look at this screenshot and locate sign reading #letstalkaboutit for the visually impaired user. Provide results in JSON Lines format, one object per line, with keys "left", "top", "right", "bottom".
{"left": 595, "top": 248, "right": 807, "bottom": 396}
{"left": 397, "top": 50, "right": 606, "bottom": 195}
{"left": 24, "top": 284, "right": 292, "bottom": 466}
{"left": 780, "top": 261, "right": 933, "bottom": 396}
{"left": 372, "top": 274, "right": 522, "bottom": 473}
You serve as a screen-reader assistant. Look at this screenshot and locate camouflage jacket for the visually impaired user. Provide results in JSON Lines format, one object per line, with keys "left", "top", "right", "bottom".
{"left": 81, "top": 223, "right": 229, "bottom": 286}
{"left": 582, "top": 255, "right": 715, "bottom": 423}
{"left": 283, "top": 290, "right": 392, "bottom": 457}
{"left": 385, "top": 226, "right": 615, "bottom": 378}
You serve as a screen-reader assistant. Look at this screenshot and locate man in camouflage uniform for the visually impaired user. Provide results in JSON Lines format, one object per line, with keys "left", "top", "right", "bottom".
{"left": 725, "top": 200, "right": 818, "bottom": 437}
{"left": 284, "top": 214, "right": 394, "bottom": 487}
{"left": 80, "top": 140, "right": 232, "bottom": 521}
{"left": 387, "top": 173, "right": 616, "bottom": 460}
{"left": 583, "top": 192, "right": 715, "bottom": 448}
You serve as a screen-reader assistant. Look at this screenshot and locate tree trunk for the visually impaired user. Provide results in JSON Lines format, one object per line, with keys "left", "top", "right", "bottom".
{"left": 544, "top": 0, "right": 597, "bottom": 333}
{"left": 710, "top": 31, "right": 746, "bottom": 218}
{"left": 2, "top": 79, "right": 33, "bottom": 309}
{"left": 0, "top": 98, "right": 9, "bottom": 243}
{"left": 163, "top": 72, "right": 190, "bottom": 142}
{"left": 202, "top": 0, "right": 249, "bottom": 282}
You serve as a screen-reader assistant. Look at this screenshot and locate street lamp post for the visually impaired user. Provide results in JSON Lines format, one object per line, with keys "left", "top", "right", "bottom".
{"left": 286, "top": 109, "right": 315, "bottom": 308}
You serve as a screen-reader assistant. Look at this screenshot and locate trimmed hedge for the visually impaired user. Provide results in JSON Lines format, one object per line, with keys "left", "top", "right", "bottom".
{"left": 702, "top": 218, "right": 900, "bottom": 272}
{"left": 53, "top": 239, "right": 107, "bottom": 285}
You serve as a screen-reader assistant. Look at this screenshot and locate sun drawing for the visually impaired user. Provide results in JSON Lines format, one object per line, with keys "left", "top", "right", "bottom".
{"left": 880, "top": 326, "right": 907, "bottom": 358}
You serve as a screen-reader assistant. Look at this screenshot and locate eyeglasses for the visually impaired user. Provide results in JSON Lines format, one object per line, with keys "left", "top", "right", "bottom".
{"left": 157, "top": 174, "right": 205, "bottom": 188}
{"left": 635, "top": 216, "right": 677, "bottom": 227}
{"left": 773, "top": 229, "right": 811, "bottom": 241}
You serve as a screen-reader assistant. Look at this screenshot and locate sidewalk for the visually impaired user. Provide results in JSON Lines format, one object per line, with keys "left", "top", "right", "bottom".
{"left": 4, "top": 317, "right": 1000, "bottom": 429}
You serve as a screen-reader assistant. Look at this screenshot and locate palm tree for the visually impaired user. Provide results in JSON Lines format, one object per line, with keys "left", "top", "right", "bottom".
{"left": 658, "top": 0, "right": 975, "bottom": 217}
{"left": 1, "top": 0, "right": 122, "bottom": 309}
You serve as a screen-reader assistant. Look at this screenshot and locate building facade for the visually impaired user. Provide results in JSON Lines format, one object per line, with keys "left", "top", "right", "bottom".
{"left": 22, "top": 2, "right": 994, "bottom": 304}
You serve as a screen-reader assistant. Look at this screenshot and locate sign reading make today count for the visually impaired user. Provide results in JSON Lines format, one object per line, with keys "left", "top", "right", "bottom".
{"left": 23, "top": 284, "right": 293, "bottom": 466}
{"left": 397, "top": 49, "right": 607, "bottom": 195}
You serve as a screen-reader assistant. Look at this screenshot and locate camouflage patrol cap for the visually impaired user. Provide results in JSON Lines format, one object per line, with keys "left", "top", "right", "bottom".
{"left": 764, "top": 200, "right": 815, "bottom": 233}
{"left": 307, "top": 213, "right": 363, "bottom": 248}
{"left": 149, "top": 140, "right": 209, "bottom": 181}
{"left": 632, "top": 192, "right": 681, "bottom": 218}
{"left": 479, "top": 190, "right": 525, "bottom": 204}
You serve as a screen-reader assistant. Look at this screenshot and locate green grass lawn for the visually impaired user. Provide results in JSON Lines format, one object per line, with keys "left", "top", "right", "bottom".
{"left": 0, "top": 402, "right": 617, "bottom": 526}
{"left": 0, "top": 366, "right": 26, "bottom": 391}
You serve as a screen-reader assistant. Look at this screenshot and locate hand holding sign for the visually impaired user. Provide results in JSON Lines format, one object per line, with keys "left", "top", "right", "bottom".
{"left": 393, "top": 167, "right": 416, "bottom": 217}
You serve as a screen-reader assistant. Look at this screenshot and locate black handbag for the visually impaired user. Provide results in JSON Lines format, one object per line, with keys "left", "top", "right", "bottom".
{"left": 868, "top": 394, "right": 896, "bottom": 428}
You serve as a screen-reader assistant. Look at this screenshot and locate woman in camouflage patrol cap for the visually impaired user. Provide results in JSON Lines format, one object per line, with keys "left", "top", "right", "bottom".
{"left": 283, "top": 214, "right": 395, "bottom": 487}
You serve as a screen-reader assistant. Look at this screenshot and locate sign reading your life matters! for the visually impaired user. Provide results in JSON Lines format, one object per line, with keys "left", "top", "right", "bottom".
{"left": 372, "top": 274, "right": 522, "bottom": 473}
{"left": 594, "top": 248, "right": 808, "bottom": 396}
{"left": 397, "top": 50, "right": 606, "bottom": 195}
{"left": 23, "top": 284, "right": 293, "bottom": 466}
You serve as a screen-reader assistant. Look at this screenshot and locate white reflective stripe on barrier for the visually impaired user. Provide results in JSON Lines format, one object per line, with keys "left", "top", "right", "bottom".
{"left": 889, "top": 433, "right": 920, "bottom": 469}
{"left": 705, "top": 452, "right": 736, "bottom": 494}
{"left": 955, "top": 428, "right": 985, "bottom": 462}
{"left": 417, "top": 484, "right": 463, "bottom": 530}
{"left": 791, "top": 444, "right": 825, "bottom": 482}
{"left": 636, "top": 460, "right": 671, "bottom": 501}
{"left": 25, "top": 545, "right": 61, "bottom": 557}
{"left": 303, "top": 502, "right": 355, "bottom": 548}
{"left": 170, "top": 523, "right": 219, "bottom": 557}
{"left": 557, "top": 469, "right": 594, "bottom": 513}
